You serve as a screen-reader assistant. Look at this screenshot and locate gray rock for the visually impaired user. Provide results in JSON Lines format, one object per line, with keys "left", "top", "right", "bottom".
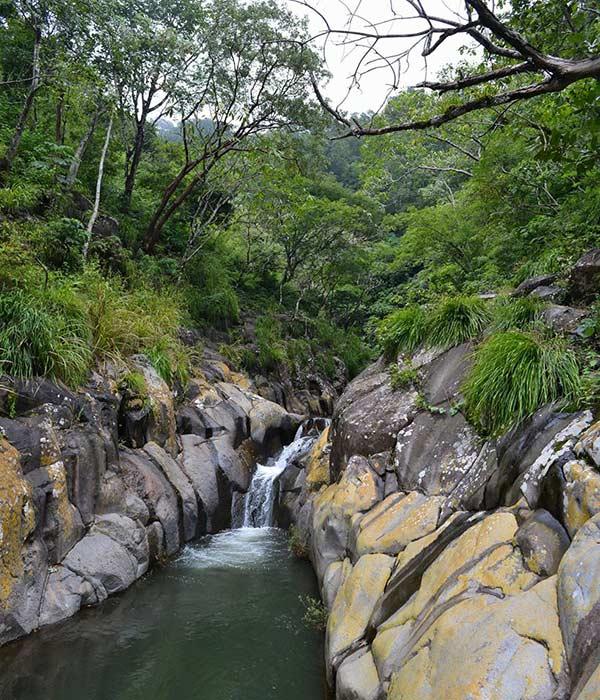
{"left": 422, "top": 342, "right": 473, "bottom": 406}
{"left": 330, "top": 359, "right": 418, "bottom": 478}
{"left": 516, "top": 509, "right": 570, "bottom": 577}
{"left": 336, "top": 647, "right": 383, "bottom": 700}
{"left": 61, "top": 429, "right": 108, "bottom": 525}
{"left": 514, "top": 273, "right": 558, "bottom": 296}
{"left": 119, "top": 448, "right": 180, "bottom": 555}
{"left": 541, "top": 304, "right": 589, "bottom": 335}
{"left": 143, "top": 441, "right": 199, "bottom": 542}
{"left": 179, "top": 434, "right": 225, "bottom": 532}
{"left": 558, "top": 513, "right": 600, "bottom": 685}
{"left": 92, "top": 513, "right": 149, "bottom": 578}
{"left": 529, "top": 284, "right": 562, "bottom": 301}
{"left": 568, "top": 248, "right": 600, "bottom": 303}
{"left": 146, "top": 521, "right": 166, "bottom": 563}
{"left": 38, "top": 566, "right": 97, "bottom": 627}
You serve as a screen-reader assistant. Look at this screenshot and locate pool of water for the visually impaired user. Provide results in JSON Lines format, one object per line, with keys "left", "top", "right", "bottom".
{"left": 0, "top": 528, "right": 327, "bottom": 700}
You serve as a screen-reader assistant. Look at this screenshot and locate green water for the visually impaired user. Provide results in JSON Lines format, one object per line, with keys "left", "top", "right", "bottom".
{"left": 0, "top": 528, "right": 327, "bottom": 700}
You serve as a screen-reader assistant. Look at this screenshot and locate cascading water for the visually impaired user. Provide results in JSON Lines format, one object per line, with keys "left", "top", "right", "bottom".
{"left": 238, "top": 421, "right": 328, "bottom": 528}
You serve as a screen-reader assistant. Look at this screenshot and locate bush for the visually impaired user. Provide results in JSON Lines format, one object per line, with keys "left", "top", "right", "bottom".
{"left": 463, "top": 331, "right": 582, "bottom": 436}
{"left": 288, "top": 525, "right": 308, "bottom": 558}
{"left": 377, "top": 306, "right": 428, "bottom": 357}
{"left": 491, "top": 296, "right": 546, "bottom": 332}
{"left": 0, "top": 288, "right": 91, "bottom": 385}
{"left": 427, "top": 296, "right": 491, "bottom": 349}
{"left": 255, "top": 314, "right": 286, "bottom": 371}
{"left": 299, "top": 595, "right": 328, "bottom": 631}
{"left": 390, "top": 364, "right": 419, "bottom": 390}
{"left": 37, "top": 218, "right": 87, "bottom": 272}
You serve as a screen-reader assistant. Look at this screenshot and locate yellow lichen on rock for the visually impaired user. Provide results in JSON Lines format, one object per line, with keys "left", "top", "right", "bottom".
{"left": 0, "top": 438, "right": 35, "bottom": 608}
{"left": 562, "top": 459, "right": 600, "bottom": 537}
{"left": 306, "top": 426, "right": 331, "bottom": 491}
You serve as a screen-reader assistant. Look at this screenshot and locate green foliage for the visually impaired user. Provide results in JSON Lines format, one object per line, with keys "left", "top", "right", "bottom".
{"left": 463, "top": 331, "right": 582, "bottom": 436}
{"left": 427, "top": 296, "right": 491, "bottom": 349}
{"left": 377, "top": 306, "right": 428, "bottom": 357}
{"left": 37, "top": 218, "right": 86, "bottom": 271}
{"left": 255, "top": 314, "right": 286, "bottom": 371}
{"left": 288, "top": 526, "right": 308, "bottom": 559}
{"left": 490, "top": 296, "right": 547, "bottom": 332}
{"left": 299, "top": 595, "right": 328, "bottom": 632}
{"left": 390, "top": 364, "right": 419, "bottom": 391}
{"left": 120, "top": 371, "right": 147, "bottom": 397}
{"left": 0, "top": 287, "right": 91, "bottom": 385}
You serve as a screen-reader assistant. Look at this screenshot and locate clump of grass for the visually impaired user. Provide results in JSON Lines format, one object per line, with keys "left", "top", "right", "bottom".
{"left": 255, "top": 314, "right": 287, "bottom": 371}
{"left": 427, "top": 296, "right": 491, "bottom": 349}
{"left": 299, "top": 594, "right": 328, "bottom": 631}
{"left": 491, "top": 295, "right": 546, "bottom": 332}
{"left": 377, "top": 306, "right": 428, "bottom": 358}
{"left": 0, "top": 288, "right": 92, "bottom": 386}
{"left": 463, "top": 331, "right": 582, "bottom": 436}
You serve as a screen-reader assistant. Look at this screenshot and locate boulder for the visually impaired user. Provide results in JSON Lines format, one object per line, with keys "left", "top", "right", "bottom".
{"left": 514, "top": 273, "right": 558, "bottom": 296}
{"left": 330, "top": 359, "right": 418, "bottom": 478}
{"left": 515, "top": 509, "right": 570, "bottom": 577}
{"left": 143, "top": 442, "right": 199, "bottom": 541}
{"left": 305, "top": 426, "right": 331, "bottom": 491}
{"left": 38, "top": 566, "right": 97, "bottom": 627}
{"left": 541, "top": 304, "right": 589, "bottom": 335}
{"left": 568, "top": 248, "right": 600, "bottom": 303}
{"left": 248, "top": 398, "right": 298, "bottom": 454}
{"left": 322, "top": 558, "right": 352, "bottom": 610}
{"left": 336, "top": 648, "right": 383, "bottom": 700}
{"left": 557, "top": 513, "right": 600, "bottom": 686}
{"left": 387, "top": 577, "right": 565, "bottom": 700}
{"left": 146, "top": 521, "right": 166, "bottom": 563}
{"left": 92, "top": 513, "right": 149, "bottom": 578}
{"left": 561, "top": 459, "right": 600, "bottom": 537}
{"left": 421, "top": 342, "right": 472, "bottom": 406}
{"left": 312, "top": 456, "right": 383, "bottom": 581}
{"left": 577, "top": 420, "right": 600, "bottom": 468}
{"left": 119, "top": 448, "right": 180, "bottom": 555}
{"left": 326, "top": 553, "right": 393, "bottom": 677}
{"left": 352, "top": 491, "right": 443, "bottom": 559}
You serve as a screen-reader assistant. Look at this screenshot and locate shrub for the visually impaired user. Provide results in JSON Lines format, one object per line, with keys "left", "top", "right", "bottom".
{"left": 463, "top": 331, "right": 582, "bottom": 436}
{"left": 299, "top": 595, "right": 328, "bottom": 631}
{"left": 377, "top": 306, "right": 428, "bottom": 357}
{"left": 288, "top": 525, "right": 308, "bottom": 559}
{"left": 427, "top": 295, "right": 491, "bottom": 349}
{"left": 491, "top": 295, "right": 546, "bottom": 332}
{"left": 37, "top": 218, "right": 87, "bottom": 272}
{"left": 390, "top": 364, "right": 419, "bottom": 390}
{"left": 255, "top": 314, "right": 286, "bottom": 371}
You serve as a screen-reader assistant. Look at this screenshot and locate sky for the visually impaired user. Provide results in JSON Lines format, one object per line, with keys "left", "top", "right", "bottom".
{"left": 285, "top": 0, "right": 472, "bottom": 114}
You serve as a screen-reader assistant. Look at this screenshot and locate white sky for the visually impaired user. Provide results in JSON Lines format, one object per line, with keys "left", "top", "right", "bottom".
{"left": 284, "top": 0, "right": 473, "bottom": 113}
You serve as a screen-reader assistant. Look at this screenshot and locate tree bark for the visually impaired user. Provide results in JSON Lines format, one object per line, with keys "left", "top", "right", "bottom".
{"left": 0, "top": 26, "right": 42, "bottom": 177}
{"left": 65, "top": 106, "right": 102, "bottom": 190}
{"left": 122, "top": 119, "right": 146, "bottom": 211}
{"left": 84, "top": 115, "right": 113, "bottom": 260}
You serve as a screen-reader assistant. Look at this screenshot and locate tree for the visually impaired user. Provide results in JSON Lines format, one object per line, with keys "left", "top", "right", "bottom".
{"left": 141, "top": 0, "right": 321, "bottom": 252}
{"left": 297, "top": 0, "right": 600, "bottom": 135}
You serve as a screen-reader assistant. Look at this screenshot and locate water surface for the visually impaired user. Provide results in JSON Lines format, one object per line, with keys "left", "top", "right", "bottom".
{"left": 0, "top": 528, "right": 326, "bottom": 700}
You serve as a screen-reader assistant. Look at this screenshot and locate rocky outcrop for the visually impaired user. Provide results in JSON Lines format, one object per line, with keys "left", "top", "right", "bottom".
{"left": 0, "top": 357, "right": 303, "bottom": 645}
{"left": 282, "top": 336, "right": 600, "bottom": 700}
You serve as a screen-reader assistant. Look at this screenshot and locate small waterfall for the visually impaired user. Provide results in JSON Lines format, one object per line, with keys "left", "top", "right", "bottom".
{"left": 238, "top": 422, "right": 325, "bottom": 528}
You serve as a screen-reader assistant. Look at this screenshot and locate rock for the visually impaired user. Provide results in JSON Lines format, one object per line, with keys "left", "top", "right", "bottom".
{"left": 119, "top": 448, "right": 180, "bottom": 555}
{"left": 394, "top": 411, "right": 484, "bottom": 497}
{"left": 541, "top": 304, "right": 589, "bottom": 334}
{"left": 352, "top": 491, "right": 443, "bottom": 559}
{"left": 387, "top": 577, "right": 565, "bottom": 700}
{"left": 60, "top": 429, "right": 108, "bottom": 525}
{"left": 557, "top": 513, "right": 600, "bottom": 685}
{"left": 577, "top": 420, "right": 600, "bottom": 468}
{"left": 0, "top": 377, "right": 77, "bottom": 417}
{"left": 312, "top": 456, "right": 383, "bottom": 581}
{"left": 561, "top": 459, "right": 600, "bottom": 537}
{"left": 336, "top": 648, "right": 383, "bottom": 700}
{"left": 568, "top": 248, "right": 600, "bottom": 303}
{"left": 143, "top": 442, "right": 199, "bottom": 541}
{"left": 322, "top": 558, "right": 352, "bottom": 610}
{"left": 576, "top": 663, "right": 600, "bottom": 700}
{"left": 38, "top": 566, "right": 96, "bottom": 627}
{"left": 62, "top": 531, "right": 139, "bottom": 598}
{"left": 248, "top": 398, "right": 298, "bottom": 454}
{"left": 514, "top": 273, "right": 558, "bottom": 296}
{"left": 330, "top": 359, "right": 418, "bottom": 478}
{"left": 326, "top": 553, "right": 393, "bottom": 677}
{"left": 530, "top": 284, "right": 562, "bottom": 301}
{"left": 0, "top": 414, "right": 61, "bottom": 473}
{"left": 146, "top": 521, "right": 166, "bottom": 563}
{"left": 515, "top": 509, "right": 570, "bottom": 576}
{"left": 121, "top": 355, "right": 177, "bottom": 456}
{"left": 92, "top": 513, "right": 149, "bottom": 578}
{"left": 306, "top": 426, "right": 331, "bottom": 491}
{"left": 421, "top": 342, "right": 472, "bottom": 406}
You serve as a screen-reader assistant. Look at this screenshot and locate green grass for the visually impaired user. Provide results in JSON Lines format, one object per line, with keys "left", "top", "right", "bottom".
{"left": 377, "top": 306, "right": 428, "bottom": 357}
{"left": 490, "top": 295, "right": 546, "bottom": 332}
{"left": 463, "top": 331, "right": 582, "bottom": 436}
{"left": 390, "top": 364, "right": 419, "bottom": 390}
{"left": 427, "top": 296, "right": 491, "bottom": 349}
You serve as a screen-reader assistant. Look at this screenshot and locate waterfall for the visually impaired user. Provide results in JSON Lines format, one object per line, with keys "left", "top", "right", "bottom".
{"left": 238, "top": 422, "right": 326, "bottom": 528}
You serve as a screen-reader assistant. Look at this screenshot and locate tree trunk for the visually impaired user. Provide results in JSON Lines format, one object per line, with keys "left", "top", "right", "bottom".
{"left": 65, "top": 107, "right": 101, "bottom": 190}
{"left": 55, "top": 93, "right": 65, "bottom": 144}
{"left": 0, "top": 27, "right": 42, "bottom": 177}
{"left": 83, "top": 114, "right": 113, "bottom": 260}
{"left": 122, "top": 119, "right": 146, "bottom": 211}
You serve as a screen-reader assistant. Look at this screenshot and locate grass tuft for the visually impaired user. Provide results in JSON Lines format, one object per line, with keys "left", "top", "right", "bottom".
{"left": 463, "top": 330, "right": 581, "bottom": 436}
{"left": 427, "top": 295, "right": 491, "bottom": 349}
{"left": 377, "top": 306, "right": 428, "bottom": 357}
{"left": 490, "top": 295, "right": 546, "bottom": 332}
